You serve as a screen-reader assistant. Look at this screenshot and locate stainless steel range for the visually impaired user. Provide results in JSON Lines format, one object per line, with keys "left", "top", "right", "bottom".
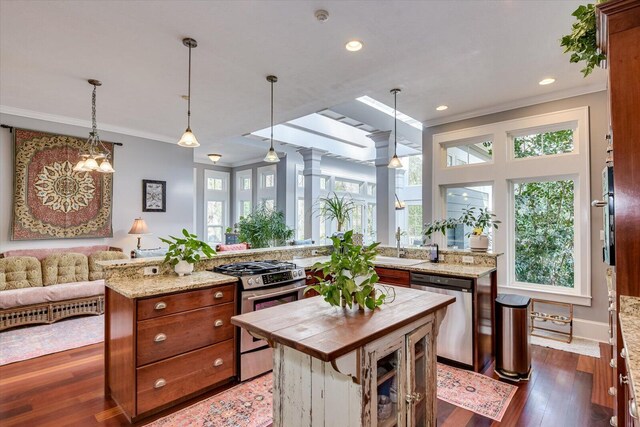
{"left": 214, "top": 260, "right": 306, "bottom": 381}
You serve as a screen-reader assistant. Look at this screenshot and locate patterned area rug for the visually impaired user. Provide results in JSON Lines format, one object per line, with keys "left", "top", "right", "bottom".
{"left": 148, "top": 364, "right": 515, "bottom": 425}
{"left": 0, "top": 315, "right": 103, "bottom": 365}
{"left": 436, "top": 363, "right": 517, "bottom": 422}
{"left": 145, "top": 374, "right": 273, "bottom": 427}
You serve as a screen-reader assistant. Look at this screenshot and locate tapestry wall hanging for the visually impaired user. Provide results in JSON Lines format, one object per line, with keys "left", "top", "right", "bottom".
{"left": 11, "top": 128, "right": 114, "bottom": 240}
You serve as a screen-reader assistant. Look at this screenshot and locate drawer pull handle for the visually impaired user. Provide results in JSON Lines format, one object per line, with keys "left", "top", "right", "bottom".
{"left": 620, "top": 374, "right": 629, "bottom": 385}
{"left": 610, "top": 358, "right": 617, "bottom": 368}
{"left": 214, "top": 291, "right": 224, "bottom": 299}
{"left": 214, "top": 358, "right": 224, "bottom": 367}
{"left": 154, "top": 333, "right": 167, "bottom": 343}
{"left": 630, "top": 399, "right": 639, "bottom": 420}
{"left": 154, "top": 378, "right": 166, "bottom": 389}
{"left": 154, "top": 301, "right": 167, "bottom": 310}
{"left": 609, "top": 386, "right": 617, "bottom": 396}
{"left": 214, "top": 319, "right": 224, "bottom": 327}
{"left": 621, "top": 348, "right": 627, "bottom": 359}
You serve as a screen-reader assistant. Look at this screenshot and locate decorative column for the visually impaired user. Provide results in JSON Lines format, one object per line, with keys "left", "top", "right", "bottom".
{"left": 368, "top": 131, "right": 395, "bottom": 245}
{"left": 298, "top": 148, "right": 327, "bottom": 242}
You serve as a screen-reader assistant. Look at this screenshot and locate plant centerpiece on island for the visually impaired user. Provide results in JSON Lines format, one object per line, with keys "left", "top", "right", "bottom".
{"left": 160, "top": 229, "right": 216, "bottom": 276}
{"left": 306, "top": 230, "right": 394, "bottom": 310}
{"left": 316, "top": 192, "right": 356, "bottom": 238}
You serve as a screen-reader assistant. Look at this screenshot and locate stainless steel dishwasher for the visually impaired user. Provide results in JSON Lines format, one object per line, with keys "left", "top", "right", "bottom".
{"left": 411, "top": 272, "right": 474, "bottom": 367}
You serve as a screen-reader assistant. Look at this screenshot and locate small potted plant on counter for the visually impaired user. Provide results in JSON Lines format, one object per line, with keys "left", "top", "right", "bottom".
{"left": 316, "top": 192, "right": 356, "bottom": 240}
{"left": 160, "top": 229, "right": 216, "bottom": 276}
{"left": 460, "top": 206, "right": 501, "bottom": 252}
{"left": 306, "top": 230, "right": 394, "bottom": 310}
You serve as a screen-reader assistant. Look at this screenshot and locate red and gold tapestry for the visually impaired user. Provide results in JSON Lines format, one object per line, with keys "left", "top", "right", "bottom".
{"left": 11, "top": 128, "right": 113, "bottom": 240}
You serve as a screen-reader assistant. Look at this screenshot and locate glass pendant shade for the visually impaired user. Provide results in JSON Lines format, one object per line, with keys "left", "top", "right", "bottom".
{"left": 84, "top": 157, "right": 99, "bottom": 170}
{"left": 264, "top": 147, "right": 280, "bottom": 163}
{"left": 73, "top": 159, "right": 87, "bottom": 171}
{"left": 388, "top": 154, "right": 403, "bottom": 169}
{"left": 208, "top": 153, "right": 222, "bottom": 163}
{"left": 99, "top": 159, "right": 115, "bottom": 173}
{"left": 178, "top": 129, "right": 200, "bottom": 147}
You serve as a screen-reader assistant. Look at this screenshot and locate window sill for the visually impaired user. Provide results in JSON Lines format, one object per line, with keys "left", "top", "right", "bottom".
{"left": 498, "top": 284, "right": 592, "bottom": 307}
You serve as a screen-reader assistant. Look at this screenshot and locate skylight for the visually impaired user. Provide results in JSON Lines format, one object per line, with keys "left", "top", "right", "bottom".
{"left": 356, "top": 96, "right": 423, "bottom": 130}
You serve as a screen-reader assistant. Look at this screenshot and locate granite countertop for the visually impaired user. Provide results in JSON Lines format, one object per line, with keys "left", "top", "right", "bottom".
{"left": 619, "top": 296, "right": 640, "bottom": 401}
{"left": 289, "top": 255, "right": 495, "bottom": 279}
{"left": 231, "top": 286, "right": 454, "bottom": 362}
{"left": 105, "top": 270, "right": 238, "bottom": 299}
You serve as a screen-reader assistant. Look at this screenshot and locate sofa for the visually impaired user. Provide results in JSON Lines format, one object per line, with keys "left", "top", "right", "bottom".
{"left": 0, "top": 245, "right": 127, "bottom": 331}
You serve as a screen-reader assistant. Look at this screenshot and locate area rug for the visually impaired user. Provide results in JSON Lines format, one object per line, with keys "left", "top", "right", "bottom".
{"left": 436, "top": 363, "right": 517, "bottom": 422}
{"left": 531, "top": 334, "right": 601, "bottom": 358}
{"left": 144, "top": 373, "right": 273, "bottom": 427}
{"left": 0, "top": 315, "right": 103, "bottom": 365}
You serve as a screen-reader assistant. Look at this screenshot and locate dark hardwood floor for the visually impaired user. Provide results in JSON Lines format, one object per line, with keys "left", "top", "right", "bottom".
{"left": 0, "top": 341, "right": 613, "bottom": 426}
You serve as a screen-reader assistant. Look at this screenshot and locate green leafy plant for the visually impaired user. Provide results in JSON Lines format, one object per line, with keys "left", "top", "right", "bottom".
{"left": 160, "top": 229, "right": 216, "bottom": 266}
{"left": 316, "top": 192, "right": 356, "bottom": 232}
{"left": 423, "top": 218, "right": 459, "bottom": 240}
{"left": 459, "top": 206, "right": 501, "bottom": 236}
{"left": 237, "top": 203, "right": 294, "bottom": 249}
{"left": 560, "top": 2, "right": 607, "bottom": 77}
{"left": 306, "top": 230, "right": 394, "bottom": 310}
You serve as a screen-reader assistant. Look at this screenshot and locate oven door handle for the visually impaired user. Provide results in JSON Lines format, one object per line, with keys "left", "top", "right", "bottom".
{"left": 246, "top": 285, "right": 307, "bottom": 301}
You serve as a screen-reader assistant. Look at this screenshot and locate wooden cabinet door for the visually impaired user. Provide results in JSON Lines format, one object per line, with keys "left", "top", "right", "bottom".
{"left": 406, "top": 321, "right": 437, "bottom": 427}
{"left": 365, "top": 336, "right": 406, "bottom": 427}
{"left": 376, "top": 267, "right": 410, "bottom": 287}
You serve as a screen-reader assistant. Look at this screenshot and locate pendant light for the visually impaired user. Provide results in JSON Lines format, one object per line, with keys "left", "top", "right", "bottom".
{"left": 388, "top": 88, "right": 403, "bottom": 169}
{"left": 178, "top": 38, "right": 200, "bottom": 148}
{"left": 208, "top": 153, "right": 222, "bottom": 164}
{"left": 264, "top": 75, "right": 280, "bottom": 163}
{"left": 394, "top": 194, "right": 406, "bottom": 210}
{"left": 73, "top": 79, "right": 115, "bottom": 173}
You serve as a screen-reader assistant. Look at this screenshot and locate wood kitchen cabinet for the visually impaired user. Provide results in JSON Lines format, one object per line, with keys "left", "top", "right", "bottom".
{"left": 376, "top": 267, "right": 411, "bottom": 287}
{"left": 105, "top": 280, "right": 237, "bottom": 422}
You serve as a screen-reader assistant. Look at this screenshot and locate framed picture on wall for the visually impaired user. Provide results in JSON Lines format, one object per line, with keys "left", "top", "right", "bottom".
{"left": 142, "top": 180, "right": 166, "bottom": 212}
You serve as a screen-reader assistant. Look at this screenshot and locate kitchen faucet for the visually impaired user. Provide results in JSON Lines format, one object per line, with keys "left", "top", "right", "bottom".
{"left": 396, "top": 227, "right": 407, "bottom": 258}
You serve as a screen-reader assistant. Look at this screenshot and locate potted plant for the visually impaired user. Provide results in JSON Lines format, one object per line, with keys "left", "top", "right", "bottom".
{"left": 237, "top": 203, "right": 294, "bottom": 248}
{"left": 560, "top": 2, "right": 607, "bottom": 77}
{"left": 316, "top": 192, "right": 356, "bottom": 238}
{"left": 306, "top": 230, "right": 394, "bottom": 310}
{"left": 459, "top": 206, "right": 501, "bottom": 252}
{"left": 423, "top": 217, "right": 459, "bottom": 241}
{"left": 160, "top": 229, "right": 216, "bottom": 276}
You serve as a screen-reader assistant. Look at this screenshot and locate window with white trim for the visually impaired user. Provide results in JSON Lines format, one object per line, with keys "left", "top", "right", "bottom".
{"left": 432, "top": 107, "right": 591, "bottom": 305}
{"left": 204, "top": 169, "right": 230, "bottom": 245}
{"left": 235, "top": 169, "right": 252, "bottom": 223}
{"left": 296, "top": 198, "right": 305, "bottom": 240}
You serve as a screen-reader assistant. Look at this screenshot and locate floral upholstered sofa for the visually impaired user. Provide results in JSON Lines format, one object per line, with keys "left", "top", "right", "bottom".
{"left": 0, "top": 245, "right": 127, "bottom": 331}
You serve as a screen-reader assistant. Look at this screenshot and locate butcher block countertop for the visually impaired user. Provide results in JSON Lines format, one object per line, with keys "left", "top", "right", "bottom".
{"left": 105, "top": 270, "right": 238, "bottom": 299}
{"left": 231, "top": 285, "right": 454, "bottom": 362}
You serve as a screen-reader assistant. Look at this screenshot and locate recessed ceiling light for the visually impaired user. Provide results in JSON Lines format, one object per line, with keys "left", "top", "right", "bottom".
{"left": 539, "top": 78, "right": 556, "bottom": 85}
{"left": 345, "top": 40, "right": 363, "bottom": 52}
{"left": 436, "top": 105, "right": 448, "bottom": 111}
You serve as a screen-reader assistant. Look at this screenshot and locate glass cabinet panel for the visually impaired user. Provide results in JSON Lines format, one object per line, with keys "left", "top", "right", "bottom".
{"left": 407, "top": 324, "right": 433, "bottom": 427}
{"left": 374, "top": 341, "right": 404, "bottom": 427}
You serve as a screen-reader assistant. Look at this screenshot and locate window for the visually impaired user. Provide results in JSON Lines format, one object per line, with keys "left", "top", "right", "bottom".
{"left": 335, "top": 179, "right": 360, "bottom": 194}
{"left": 444, "top": 185, "right": 493, "bottom": 249}
{"left": 514, "top": 179, "right": 575, "bottom": 288}
{"left": 319, "top": 202, "right": 326, "bottom": 240}
{"left": 408, "top": 155, "right": 423, "bottom": 186}
{"left": 366, "top": 203, "right": 376, "bottom": 243}
{"left": 297, "top": 172, "right": 305, "bottom": 188}
{"left": 263, "top": 173, "right": 275, "bottom": 188}
{"left": 350, "top": 204, "right": 363, "bottom": 234}
{"left": 240, "top": 200, "right": 252, "bottom": 218}
{"left": 366, "top": 183, "right": 376, "bottom": 196}
{"left": 513, "top": 129, "right": 574, "bottom": 159}
{"left": 320, "top": 177, "right": 327, "bottom": 190}
{"left": 407, "top": 204, "right": 423, "bottom": 245}
{"left": 296, "top": 199, "right": 305, "bottom": 240}
{"left": 207, "top": 201, "right": 224, "bottom": 243}
{"left": 432, "top": 107, "right": 590, "bottom": 305}
{"left": 263, "top": 199, "right": 275, "bottom": 211}
{"left": 207, "top": 178, "right": 223, "bottom": 191}
{"left": 242, "top": 177, "right": 251, "bottom": 190}
{"left": 445, "top": 140, "right": 492, "bottom": 167}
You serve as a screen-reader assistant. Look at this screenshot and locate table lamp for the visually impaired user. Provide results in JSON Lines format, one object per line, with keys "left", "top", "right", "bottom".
{"left": 128, "top": 217, "right": 150, "bottom": 249}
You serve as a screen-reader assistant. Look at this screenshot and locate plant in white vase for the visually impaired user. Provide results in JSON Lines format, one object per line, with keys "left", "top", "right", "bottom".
{"left": 459, "top": 206, "right": 501, "bottom": 252}
{"left": 160, "top": 229, "right": 216, "bottom": 276}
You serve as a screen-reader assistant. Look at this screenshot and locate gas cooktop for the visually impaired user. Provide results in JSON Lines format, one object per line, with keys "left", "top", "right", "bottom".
{"left": 214, "top": 260, "right": 297, "bottom": 277}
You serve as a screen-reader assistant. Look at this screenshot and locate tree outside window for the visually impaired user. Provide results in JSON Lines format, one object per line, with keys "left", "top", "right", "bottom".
{"left": 408, "top": 155, "right": 422, "bottom": 186}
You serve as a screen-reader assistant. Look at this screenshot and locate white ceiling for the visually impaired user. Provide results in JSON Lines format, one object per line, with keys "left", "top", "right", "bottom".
{"left": 0, "top": 0, "right": 606, "bottom": 166}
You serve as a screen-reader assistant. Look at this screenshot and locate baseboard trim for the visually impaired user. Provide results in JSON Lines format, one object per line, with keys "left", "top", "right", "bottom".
{"left": 573, "top": 318, "right": 609, "bottom": 343}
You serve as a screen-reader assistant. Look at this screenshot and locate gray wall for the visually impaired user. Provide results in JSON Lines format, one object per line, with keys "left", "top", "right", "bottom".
{"left": 0, "top": 114, "right": 194, "bottom": 255}
{"left": 422, "top": 90, "right": 609, "bottom": 322}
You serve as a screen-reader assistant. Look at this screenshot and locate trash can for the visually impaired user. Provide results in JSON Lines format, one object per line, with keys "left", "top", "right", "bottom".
{"left": 495, "top": 294, "right": 531, "bottom": 381}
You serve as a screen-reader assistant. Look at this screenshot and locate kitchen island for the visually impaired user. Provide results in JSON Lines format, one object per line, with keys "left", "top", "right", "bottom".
{"left": 232, "top": 285, "right": 455, "bottom": 427}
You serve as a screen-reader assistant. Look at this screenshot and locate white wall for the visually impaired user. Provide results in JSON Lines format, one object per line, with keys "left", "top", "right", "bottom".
{"left": 0, "top": 114, "right": 194, "bottom": 255}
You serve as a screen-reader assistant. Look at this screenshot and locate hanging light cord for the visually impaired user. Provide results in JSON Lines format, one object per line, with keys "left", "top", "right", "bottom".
{"left": 394, "top": 90, "right": 398, "bottom": 156}
{"left": 88, "top": 83, "right": 109, "bottom": 159}
{"left": 270, "top": 78, "right": 274, "bottom": 149}
{"left": 91, "top": 84, "right": 97, "bottom": 137}
{"left": 187, "top": 43, "right": 192, "bottom": 130}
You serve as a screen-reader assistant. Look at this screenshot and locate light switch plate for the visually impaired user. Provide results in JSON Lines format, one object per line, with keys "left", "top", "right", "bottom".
{"left": 143, "top": 266, "right": 160, "bottom": 276}
{"left": 600, "top": 230, "right": 605, "bottom": 241}
{"left": 461, "top": 256, "right": 474, "bottom": 264}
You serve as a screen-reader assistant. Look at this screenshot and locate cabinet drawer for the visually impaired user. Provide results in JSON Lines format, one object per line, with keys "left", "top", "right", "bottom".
{"left": 137, "top": 284, "right": 235, "bottom": 320}
{"left": 136, "top": 339, "right": 235, "bottom": 415}
{"left": 137, "top": 303, "right": 235, "bottom": 366}
{"left": 375, "top": 267, "right": 410, "bottom": 287}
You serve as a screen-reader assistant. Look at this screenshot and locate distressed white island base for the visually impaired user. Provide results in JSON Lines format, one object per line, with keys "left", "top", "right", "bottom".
{"left": 231, "top": 286, "right": 454, "bottom": 427}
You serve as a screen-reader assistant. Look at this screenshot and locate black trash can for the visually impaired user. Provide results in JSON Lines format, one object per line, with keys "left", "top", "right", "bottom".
{"left": 495, "top": 294, "right": 531, "bottom": 381}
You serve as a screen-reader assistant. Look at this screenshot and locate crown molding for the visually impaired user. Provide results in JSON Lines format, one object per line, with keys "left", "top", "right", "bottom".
{"left": 422, "top": 83, "right": 607, "bottom": 128}
{"left": 0, "top": 105, "right": 177, "bottom": 144}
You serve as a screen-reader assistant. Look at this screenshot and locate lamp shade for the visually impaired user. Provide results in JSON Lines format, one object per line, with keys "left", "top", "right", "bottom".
{"left": 84, "top": 157, "right": 99, "bottom": 170}
{"left": 388, "top": 154, "right": 403, "bottom": 169}
{"left": 178, "top": 129, "right": 200, "bottom": 147}
{"left": 128, "top": 218, "right": 150, "bottom": 235}
{"left": 264, "top": 147, "right": 280, "bottom": 163}
{"left": 208, "top": 153, "right": 222, "bottom": 163}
